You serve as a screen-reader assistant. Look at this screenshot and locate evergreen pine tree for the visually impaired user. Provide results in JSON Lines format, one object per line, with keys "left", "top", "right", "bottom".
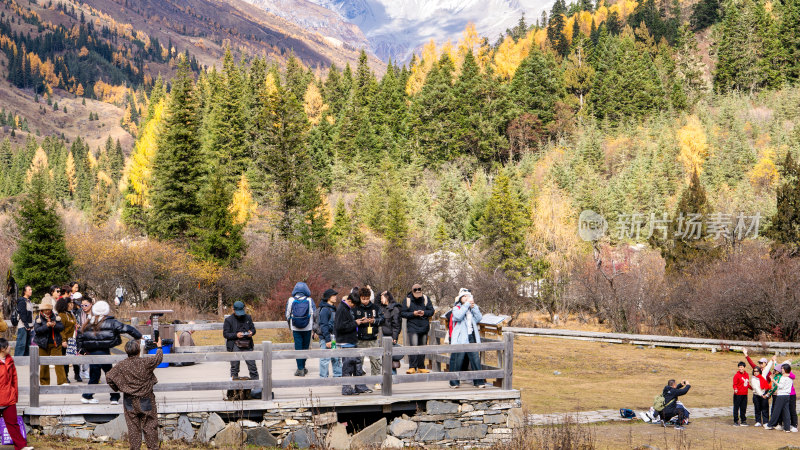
{"left": 149, "top": 56, "right": 203, "bottom": 240}
{"left": 767, "top": 152, "right": 800, "bottom": 255}
{"left": 191, "top": 168, "right": 245, "bottom": 266}
{"left": 408, "top": 54, "right": 459, "bottom": 163}
{"left": 510, "top": 49, "right": 565, "bottom": 125}
{"left": 384, "top": 186, "right": 409, "bottom": 249}
{"left": 781, "top": 0, "right": 800, "bottom": 82}
{"left": 478, "top": 171, "right": 532, "bottom": 279}
{"left": 298, "top": 183, "right": 330, "bottom": 250}
{"left": 12, "top": 170, "right": 72, "bottom": 296}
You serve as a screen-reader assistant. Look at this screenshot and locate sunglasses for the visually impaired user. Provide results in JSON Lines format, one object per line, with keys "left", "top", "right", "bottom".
{"left": 413, "top": 288, "right": 422, "bottom": 292}
{"left": 81, "top": 304, "right": 91, "bottom": 308}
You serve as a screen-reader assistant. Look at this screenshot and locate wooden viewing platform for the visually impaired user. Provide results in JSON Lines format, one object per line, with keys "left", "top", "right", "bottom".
{"left": 12, "top": 321, "right": 519, "bottom": 417}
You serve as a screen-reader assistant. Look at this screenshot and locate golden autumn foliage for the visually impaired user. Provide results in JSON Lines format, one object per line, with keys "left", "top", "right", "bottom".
{"left": 677, "top": 115, "right": 711, "bottom": 176}
{"left": 528, "top": 183, "right": 585, "bottom": 277}
{"left": 303, "top": 82, "right": 328, "bottom": 126}
{"left": 125, "top": 99, "right": 165, "bottom": 210}
{"left": 229, "top": 173, "right": 257, "bottom": 225}
{"left": 65, "top": 151, "right": 77, "bottom": 194}
{"left": 406, "top": 39, "right": 438, "bottom": 96}
{"left": 749, "top": 148, "right": 780, "bottom": 190}
{"left": 26, "top": 147, "right": 50, "bottom": 183}
{"left": 93, "top": 80, "right": 130, "bottom": 105}
{"left": 493, "top": 32, "right": 534, "bottom": 80}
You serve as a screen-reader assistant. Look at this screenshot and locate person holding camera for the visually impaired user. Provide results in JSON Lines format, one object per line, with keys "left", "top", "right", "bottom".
{"left": 660, "top": 379, "right": 691, "bottom": 429}
{"left": 223, "top": 301, "right": 258, "bottom": 381}
{"left": 448, "top": 288, "right": 486, "bottom": 389}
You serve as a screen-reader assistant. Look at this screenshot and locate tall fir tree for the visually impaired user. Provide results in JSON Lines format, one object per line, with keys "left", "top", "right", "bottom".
{"left": 767, "top": 152, "right": 800, "bottom": 255}
{"left": 191, "top": 168, "right": 245, "bottom": 266}
{"left": 149, "top": 56, "right": 204, "bottom": 240}
{"left": 478, "top": 171, "right": 532, "bottom": 279}
{"left": 12, "top": 169, "right": 72, "bottom": 296}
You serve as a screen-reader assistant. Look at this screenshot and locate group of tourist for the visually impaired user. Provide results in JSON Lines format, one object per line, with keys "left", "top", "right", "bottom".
{"left": 267, "top": 281, "right": 485, "bottom": 395}
{"left": 732, "top": 349, "right": 797, "bottom": 432}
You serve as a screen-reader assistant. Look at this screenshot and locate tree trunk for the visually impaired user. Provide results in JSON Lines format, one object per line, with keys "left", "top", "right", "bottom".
{"left": 217, "top": 286, "right": 223, "bottom": 317}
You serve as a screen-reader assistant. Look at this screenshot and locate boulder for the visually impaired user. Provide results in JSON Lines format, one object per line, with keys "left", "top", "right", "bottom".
{"left": 282, "top": 428, "right": 320, "bottom": 449}
{"left": 389, "top": 417, "right": 417, "bottom": 438}
{"left": 197, "top": 413, "right": 226, "bottom": 443}
{"left": 426, "top": 400, "right": 459, "bottom": 415}
{"left": 446, "top": 424, "right": 488, "bottom": 440}
{"left": 313, "top": 412, "right": 338, "bottom": 426}
{"left": 325, "top": 423, "right": 350, "bottom": 450}
{"left": 93, "top": 415, "right": 128, "bottom": 440}
{"left": 382, "top": 435, "right": 404, "bottom": 448}
{"left": 415, "top": 422, "right": 445, "bottom": 441}
{"left": 214, "top": 423, "right": 246, "bottom": 447}
{"left": 173, "top": 415, "right": 194, "bottom": 441}
{"left": 247, "top": 427, "right": 279, "bottom": 447}
{"left": 351, "top": 417, "right": 387, "bottom": 448}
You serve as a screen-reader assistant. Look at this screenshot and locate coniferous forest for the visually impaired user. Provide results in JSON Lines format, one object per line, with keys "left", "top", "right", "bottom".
{"left": 3, "top": 0, "right": 800, "bottom": 340}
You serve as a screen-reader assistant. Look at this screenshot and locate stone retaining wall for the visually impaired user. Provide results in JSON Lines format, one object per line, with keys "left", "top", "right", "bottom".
{"left": 27, "top": 399, "right": 522, "bottom": 447}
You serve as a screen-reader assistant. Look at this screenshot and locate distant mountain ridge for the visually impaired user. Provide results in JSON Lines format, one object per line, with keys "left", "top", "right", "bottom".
{"left": 304, "top": 0, "right": 555, "bottom": 62}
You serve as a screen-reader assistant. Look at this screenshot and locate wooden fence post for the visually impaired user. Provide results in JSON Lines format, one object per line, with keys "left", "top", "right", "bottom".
{"left": 502, "top": 332, "right": 514, "bottom": 390}
{"left": 381, "top": 337, "right": 392, "bottom": 396}
{"left": 262, "top": 341, "right": 272, "bottom": 401}
{"left": 431, "top": 322, "right": 441, "bottom": 372}
{"left": 29, "top": 349, "right": 40, "bottom": 407}
{"left": 401, "top": 318, "right": 408, "bottom": 364}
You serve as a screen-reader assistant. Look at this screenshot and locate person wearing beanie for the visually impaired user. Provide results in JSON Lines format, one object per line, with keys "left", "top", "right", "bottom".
{"left": 733, "top": 361, "right": 749, "bottom": 426}
{"left": 77, "top": 300, "right": 142, "bottom": 404}
{"left": 448, "top": 289, "right": 486, "bottom": 389}
{"left": 318, "top": 289, "right": 342, "bottom": 378}
{"left": 223, "top": 300, "right": 259, "bottom": 384}
{"left": 33, "top": 291, "right": 66, "bottom": 386}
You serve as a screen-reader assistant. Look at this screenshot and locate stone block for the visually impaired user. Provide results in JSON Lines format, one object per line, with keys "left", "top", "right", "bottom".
{"left": 173, "top": 415, "right": 194, "bottom": 441}
{"left": 247, "top": 427, "right": 279, "bottom": 447}
{"left": 351, "top": 417, "right": 387, "bottom": 448}
{"left": 40, "top": 416, "right": 59, "bottom": 427}
{"left": 93, "top": 415, "right": 128, "bottom": 440}
{"left": 390, "top": 417, "right": 417, "bottom": 438}
{"left": 282, "top": 428, "right": 320, "bottom": 449}
{"left": 443, "top": 419, "right": 461, "bottom": 429}
{"left": 313, "top": 412, "right": 338, "bottom": 426}
{"left": 238, "top": 419, "right": 260, "bottom": 428}
{"left": 197, "top": 413, "right": 225, "bottom": 443}
{"left": 446, "top": 424, "right": 488, "bottom": 440}
{"left": 382, "top": 435, "right": 403, "bottom": 448}
{"left": 326, "top": 423, "right": 350, "bottom": 450}
{"left": 484, "top": 414, "right": 506, "bottom": 424}
{"left": 426, "top": 400, "right": 459, "bottom": 415}
{"left": 507, "top": 407, "right": 525, "bottom": 428}
{"left": 460, "top": 404, "right": 475, "bottom": 413}
{"left": 214, "top": 423, "right": 246, "bottom": 447}
{"left": 415, "top": 422, "right": 444, "bottom": 441}
{"left": 474, "top": 402, "right": 489, "bottom": 410}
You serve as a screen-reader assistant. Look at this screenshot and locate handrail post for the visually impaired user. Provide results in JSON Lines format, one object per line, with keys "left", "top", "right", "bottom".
{"left": 262, "top": 341, "right": 272, "bottom": 401}
{"left": 502, "top": 332, "right": 514, "bottom": 390}
{"left": 401, "top": 318, "right": 408, "bottom": 364}
{"left": 30, "top": 349, "right": 40, "bottom": 407}
{"left": 381, "top": 337, "right": 392, "bottom": 396}
{"left": 431, "top": 322, "right": 441, "bottom": 372}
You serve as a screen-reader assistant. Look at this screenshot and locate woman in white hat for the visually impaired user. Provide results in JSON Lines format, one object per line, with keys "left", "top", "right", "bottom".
{"left": 77, "top": 301, "right": 142, "bottom": 404}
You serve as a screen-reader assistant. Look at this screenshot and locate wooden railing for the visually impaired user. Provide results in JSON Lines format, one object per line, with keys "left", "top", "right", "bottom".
{"left": 17, "top": 332, "right": 515, "bottom": 408}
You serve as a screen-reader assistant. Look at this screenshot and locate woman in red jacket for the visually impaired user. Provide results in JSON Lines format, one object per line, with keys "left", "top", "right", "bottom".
{"left": 0, "top": 338, "right": 28, "bottom": 450}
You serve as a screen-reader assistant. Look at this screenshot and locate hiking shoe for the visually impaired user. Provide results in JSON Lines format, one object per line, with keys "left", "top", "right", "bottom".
{"left": 740, "top": 423, "right": 748, "bottom": 427}
{"left": 417, "top": 368, "right": 430, "bottom": 373}
{"left": 81, "top": 398, "right": 98, "bottom": 404}
{"left": 776, "top": 425, "right": 783, "bottom": 431}
{"left": 755, "top": 422, "right": 762, "bottom": 427}
{"left": 303, "top": 368, "right": 308, "bottom": 376}
{"left": 110, "top": 400, "right": 119, "bottom": 405}
{"left": 449, "top": 384, "right": 460, "bottom": 389}
{"left": 477, "top": 384, "right": 486, "bottom": 389}
{"left": 764, "top": 426, "right": 774, "bottom": 430}
{"left": 791, "top": 427, "right": 798, "bottom": 432}
{"left": 674, "top": 425, "right": 685, "bottom": 430}
{"left": 355, "top": 387, "right": 373, "bottom": 394}
{"left": 294, "top": 370, "right": 303, "bottom": 377}
{"left": 342, "top": 389, "right": 356, "bottom": 396}
{"left": 406, "top": 368, "right": 417, "bottom": 374}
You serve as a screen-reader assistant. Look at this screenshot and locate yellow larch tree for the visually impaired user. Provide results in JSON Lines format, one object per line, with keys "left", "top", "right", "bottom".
{"left": 65, "top": 151, "right": 77, "bottom": 195}
{"left": 493, "top": 31, "right": 534, "bottom": 80}
{"left": 229, "top": 173, "right": 258, "bottom": 225}
{"left": 26, "top": 146, "right": 50, "bottom": 183}
{"left": 749, "top": 148, "right": 780, "bottom": 191}
{"left": 303, "top": 82, "right": 328, "bottom": 126}
{"left": 406, "top": 40, "right": 438, "bottom": 96}
{"left": 676, "top": 115, "right": 711, "bottom": 176}
{"left": 124, "top": 98, "right": 165, "bottom": 210}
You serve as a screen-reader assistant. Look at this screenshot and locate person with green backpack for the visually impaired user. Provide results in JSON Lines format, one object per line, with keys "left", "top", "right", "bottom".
{"left": 286, "top": 282, "right": 315, "bottom": 377}
{"left": 657, "top": 379, "right": 691, "bottom": 430}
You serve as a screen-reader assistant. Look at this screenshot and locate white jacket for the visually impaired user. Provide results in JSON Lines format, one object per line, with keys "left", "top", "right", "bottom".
{"left": 775, "top": 373, "right": 794, "bottom": 396}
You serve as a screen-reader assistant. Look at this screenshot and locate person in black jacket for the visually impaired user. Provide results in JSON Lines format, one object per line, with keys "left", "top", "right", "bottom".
{"left": 379, "top": 291, "right": 401, "bottom": 344}
{"left": 223, "top": 301, "right": 259, "bottom": 382}
{"left": 335, "top": 294, "right": 369, "bottom": 395}
{"left": 400, "top": 284, "right": 435, "bottom": 374}
{"left": 318, "top": 289, "right": 341, "bottom": 378}
{"left": 13, "top": 285, "right": 33, "bottom": 357}
{"left": 77, "top": 301, "right": 143, "bottom": 404}
{"left": 354, "top": 287, "right": 384, "bottom": 388}
{"left": 660, "top": 379, "right": 691, "bottom": 429}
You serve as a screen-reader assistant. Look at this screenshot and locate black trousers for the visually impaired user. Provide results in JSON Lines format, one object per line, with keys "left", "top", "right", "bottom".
{"left": 753, "top": 394, "right": 769, "bottom": 424}
{"left": 733, "top": 394, "right": 747, "bottom": 423}
{"left": 408, "top": 332, "right": 428, "bottom": 369}
{"left": 775, "top": 394, "right": 798, "bottom": 429}
{"left": 767, "top": 395, "right": 791, "bottom": 428}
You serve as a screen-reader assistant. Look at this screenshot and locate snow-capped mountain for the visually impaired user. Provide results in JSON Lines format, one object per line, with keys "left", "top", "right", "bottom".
{"left": 306, "top": 0, "right": 554, "bottom": 62}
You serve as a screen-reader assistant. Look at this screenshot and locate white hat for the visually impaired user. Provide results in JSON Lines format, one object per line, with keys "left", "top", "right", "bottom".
{"left": 92, "top": 300, "right": 110, "bottom": 317}
{"left": 455, "top": 288, "right": 472, "bottom": 303}
{"left": 71, "top": 292, "right": 83, "bottom": 300}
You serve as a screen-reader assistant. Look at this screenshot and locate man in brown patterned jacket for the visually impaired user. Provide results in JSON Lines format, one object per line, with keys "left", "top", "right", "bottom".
{"left": 106, "top": 338, "right": 163, "bottom": 450}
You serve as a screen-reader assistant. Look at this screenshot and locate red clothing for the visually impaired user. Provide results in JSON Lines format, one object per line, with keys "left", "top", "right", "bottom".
{"left": 1, "top": 404, "right": 26, "bottom": 450}
{"left": 0, "top": 356, "right": 18, "bottom": 407}
{"left": 733, "top": 371, "right": 749, "bottom": 395}
{"left": 746, "top": 355, "right": 773, "bottom": 381}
